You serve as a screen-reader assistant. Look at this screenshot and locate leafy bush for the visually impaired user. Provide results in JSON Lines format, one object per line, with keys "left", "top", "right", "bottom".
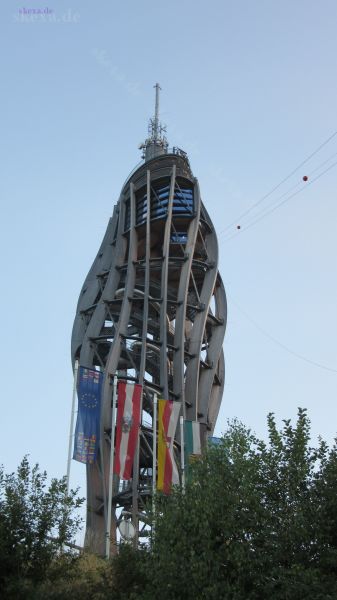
{"left": 0, "top": 456, "right": 83, "bottom": 598}
{"left": 3, "top": 410, "right": 337, "bottom": 600}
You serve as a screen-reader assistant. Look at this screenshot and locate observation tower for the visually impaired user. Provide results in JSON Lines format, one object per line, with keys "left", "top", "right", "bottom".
{"left": 71, "top": 84, "right": 227, "bottom": 554}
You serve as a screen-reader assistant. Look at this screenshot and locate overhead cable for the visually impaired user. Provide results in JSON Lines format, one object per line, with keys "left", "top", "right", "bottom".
{"left": 229, "top": 295, "right": 337, "bottom": 374}
{"left": 219, "top": 130, "right": 337, "bottom": 237}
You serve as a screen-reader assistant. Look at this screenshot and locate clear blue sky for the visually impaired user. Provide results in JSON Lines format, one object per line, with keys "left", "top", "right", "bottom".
{"left": 1, "top": 0, "right": 337, "bottom": 534}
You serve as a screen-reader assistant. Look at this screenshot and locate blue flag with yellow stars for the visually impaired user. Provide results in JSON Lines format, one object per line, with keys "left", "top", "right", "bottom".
{"left": 73, "top": 366, "right": 103, "bottom": 464}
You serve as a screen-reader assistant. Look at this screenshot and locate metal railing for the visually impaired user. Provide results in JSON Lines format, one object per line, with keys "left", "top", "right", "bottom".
{"left": 120, "top": 147, "right": 191, "bottom": 191}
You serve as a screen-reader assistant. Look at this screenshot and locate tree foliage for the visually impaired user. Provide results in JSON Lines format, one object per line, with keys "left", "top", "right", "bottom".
{"left": 3, "top": 410, "right": 337, "bottom": 599}
{"left": 144, "top": 409, "right": 337, "bottom": 599}
{"left": 0, "top": 456, "right": 83, "bottom": 598}
{"left": 32, "top": 552, "right": 111, "bottom": 600}
{"left": 32, "top": 546, "right": 149, "bottom": 600}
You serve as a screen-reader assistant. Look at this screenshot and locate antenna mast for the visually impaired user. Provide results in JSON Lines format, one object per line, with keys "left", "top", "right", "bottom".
{"left": 139, "top": 83, "right": 168, "bottom": 161}
{"left": 153, "top": 82, "right": 160, "bottom": 141}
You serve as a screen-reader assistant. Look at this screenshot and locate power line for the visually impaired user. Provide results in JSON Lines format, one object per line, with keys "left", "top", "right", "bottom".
{"left": 219, "top": 130, "right": 337, "bottom": 237}
{"left": 226, "top": 148, "right": 337, "bottom": 236}
{"left": 224, "top": 158, "right": 337, "bottom": 241}
{"left": 242, "top": 158, "right": 337, "bottom": 232}
{"left": 223, "top": 178, "right": 302, "bottom": 238}
{"left": 309, "top": 147, "right": 337, "bottom": 176}
{"left": 229, "top": 295, "right": 337, "bottom": 374}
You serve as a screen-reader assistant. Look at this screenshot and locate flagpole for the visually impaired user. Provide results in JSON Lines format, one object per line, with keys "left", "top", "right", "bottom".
{"left": 66, "top": 359, "right": 78, "bottom": 495}
{"left": 180, "top": 415, "right": 185, "bottom": 491}
{"left": 152, "top": 394, "right": 157, "bottom": 528}
{"left": 105, "top": 376, "right": 117, "bottom": 560}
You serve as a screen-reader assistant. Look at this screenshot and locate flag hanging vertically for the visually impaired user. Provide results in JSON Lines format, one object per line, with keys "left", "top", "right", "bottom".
{"left": 114, "top": 382, "right": 142, "bottom": 480}
{"left": 73, "top": 367, "right": 103, "bottom": 464}
{"left": 185, "top": 420, "right": 202, "bottom": 459}
{"left": 157, "top": 399, "right": 181, "bottom": 494}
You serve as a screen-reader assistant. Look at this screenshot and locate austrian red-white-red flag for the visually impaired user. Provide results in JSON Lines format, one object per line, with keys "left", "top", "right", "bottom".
{"left": 114, "top": 382, "right": 142, "bottom": 480}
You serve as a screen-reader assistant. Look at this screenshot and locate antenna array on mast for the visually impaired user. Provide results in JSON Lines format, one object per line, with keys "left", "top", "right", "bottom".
{"left": 139, "top": 83, "right": 168, "bottom": 161}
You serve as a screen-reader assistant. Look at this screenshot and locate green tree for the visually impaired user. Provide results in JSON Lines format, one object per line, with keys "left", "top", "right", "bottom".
{"left": 33, "top": 552, "right": 111, "bottom": 600}
{"left": 0, "top": 456, "right": 84, "bottom": 598}
{"left": 5, "top": 411, "right": 337, "bottom": 600}
{"left": 140, "top": 409, "right": 337, "bottom": 600}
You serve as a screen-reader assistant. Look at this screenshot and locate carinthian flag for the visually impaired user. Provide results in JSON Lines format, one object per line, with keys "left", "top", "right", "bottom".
{"left": 114, "top": 382, "right": 142, "bottom": 480}
{"left": 157, "top": 399, "right": 181, "bottom": 494}
{"left": 185, "top": 420, "right": 201, "bottom": 460}
{"left": 73, "top": 367, "right": 103, "bottom": 464}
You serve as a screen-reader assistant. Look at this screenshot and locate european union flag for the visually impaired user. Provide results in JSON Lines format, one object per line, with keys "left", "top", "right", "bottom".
{"left": 73, "top": 366, "right": 103, "bottom": 464}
